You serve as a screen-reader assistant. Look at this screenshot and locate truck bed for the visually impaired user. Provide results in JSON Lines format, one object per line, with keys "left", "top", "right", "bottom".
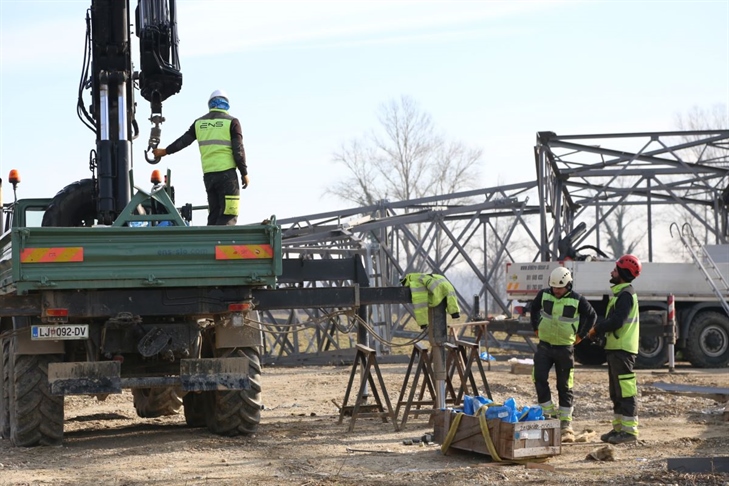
{"left": 506, "top": 260, "right": 729, "bottom": 302}
{"left": 0, "top": 223, "right": 281, "bottom": 295}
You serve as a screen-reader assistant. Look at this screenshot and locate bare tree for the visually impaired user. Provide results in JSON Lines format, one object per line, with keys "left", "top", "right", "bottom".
{"left": 599, "top": 204, "right": 642, "bottom": 258}
{"left": 327, "top": 95, "right": 483, "bottom": 206}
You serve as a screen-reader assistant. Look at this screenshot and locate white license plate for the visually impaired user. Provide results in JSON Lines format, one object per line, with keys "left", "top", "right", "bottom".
{"left": 31, "top": 324, "right": 89, "bottom": 340}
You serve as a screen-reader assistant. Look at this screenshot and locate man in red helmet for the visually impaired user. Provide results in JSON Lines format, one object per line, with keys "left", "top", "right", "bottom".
{"left": 587, "top": 254, "right": 642, "bottom": 444}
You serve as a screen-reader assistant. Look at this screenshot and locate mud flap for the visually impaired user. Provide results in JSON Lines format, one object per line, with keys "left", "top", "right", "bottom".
{"left": 48, "top": 361, "right": 121, "bottom": 395}
{"left": 180, "top": 357, "right": 251, "bottom": 392}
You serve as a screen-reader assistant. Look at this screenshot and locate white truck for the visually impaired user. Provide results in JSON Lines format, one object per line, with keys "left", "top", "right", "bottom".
{"left": 505, "top": 247, "right": 729, "bottom": 368}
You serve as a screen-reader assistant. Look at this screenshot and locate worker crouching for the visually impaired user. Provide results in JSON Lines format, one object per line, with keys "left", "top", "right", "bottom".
{"left": 530, "top": 267, "right": 597, "bottom": 442}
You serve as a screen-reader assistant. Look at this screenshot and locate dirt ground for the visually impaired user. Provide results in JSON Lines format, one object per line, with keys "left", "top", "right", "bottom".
{"left": 1, "top": 359, "right": 728, "bottom": 486}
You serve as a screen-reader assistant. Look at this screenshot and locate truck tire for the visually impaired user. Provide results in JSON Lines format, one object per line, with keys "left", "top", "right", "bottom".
{"left": 8, "top": 338, "right": 64, "bottom": 446}
{"left": 42, "top": 179, "right": 97, "bottom": 227}
{"left": 131, "top": 387, "right": 183, "bottom": 418}
{"left": 684, "top": 311, "right": 729, "bottom": 368}
{"left": 205, "top": 347, "right": 262, "bottom": 436}
{"left": 0, "top": 339, "right": 10, "bottom": 439}
{"left": 636, "top": 313, "right": 668, "bottom": 369}
{"left": 183, "top": 392, "right": 207, "bottom": 427}
{"left": 574, "top": 340, "right": 606, "bottom": 366}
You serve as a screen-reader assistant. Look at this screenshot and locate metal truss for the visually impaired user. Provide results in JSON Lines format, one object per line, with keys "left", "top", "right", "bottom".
{"left": 535, "top": 130, "right": 729, "bottom": 262}
{"left": 261, "top": 130, "right": 729, "bottom": 363}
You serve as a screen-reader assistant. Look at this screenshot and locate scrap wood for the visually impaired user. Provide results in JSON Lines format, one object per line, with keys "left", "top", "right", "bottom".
{"left": 646, "top": 382, "right": 729, "bottom": 402}
{"left": 345, "top": 447, "right": 393, "bottom": 454}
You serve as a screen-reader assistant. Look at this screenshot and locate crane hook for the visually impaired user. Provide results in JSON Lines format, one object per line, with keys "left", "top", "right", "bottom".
{"left": 145, "top": 114, "right": 165, "bottom": 164}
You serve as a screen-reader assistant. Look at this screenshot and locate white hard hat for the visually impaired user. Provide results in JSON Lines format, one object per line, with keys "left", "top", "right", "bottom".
{"left": 208, "top": 89, "right": 229, "bottom": 102}
{"left": 549, "top": 267, "right": 573, "bottom": 288}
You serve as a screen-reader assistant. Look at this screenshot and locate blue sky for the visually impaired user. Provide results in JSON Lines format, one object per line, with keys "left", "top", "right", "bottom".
{"left": 1, "top": 0, "right": 728, "bottom": 225}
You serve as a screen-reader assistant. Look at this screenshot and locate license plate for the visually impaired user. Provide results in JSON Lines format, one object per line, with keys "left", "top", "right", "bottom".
{"left": 31, "top": 324, "right": 89, "bottom": 340}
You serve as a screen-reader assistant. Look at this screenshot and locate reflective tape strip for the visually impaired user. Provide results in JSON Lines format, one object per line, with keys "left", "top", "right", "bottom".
{"left": 20, "top": 247, "right": 84, "bottom": 263}
{"left": 215, "top": 244, "right": 273, "bottom": 260}
{"left": 198, "top": 140, "right": 232, "bottom": 147}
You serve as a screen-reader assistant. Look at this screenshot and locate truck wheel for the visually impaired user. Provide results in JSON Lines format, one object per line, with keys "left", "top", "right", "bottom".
{"left": 131, "top": 387, "right": 183, "bottom": 418}
{"left": 205, "top": 347, "right": 262, "bottom": 436}
{"left": 684, "top": 311, "right": 729, "bottom": 368}
{"left": 183, "top": 392, "right": 207, "bottom": 427}
{"left": 42, "top": 179, "right": 97, "bottom": 227}
{"left": 8, "top": 338, "right": 64, "bottom": 446}
{"left": 635, "top": 313, "right": 668, "bottom": 369}
{"left": 574, "top": 340, "right": 607, "bottom": 366}
{"left": 0, "top": 339, "right": 10, "bottom": 439}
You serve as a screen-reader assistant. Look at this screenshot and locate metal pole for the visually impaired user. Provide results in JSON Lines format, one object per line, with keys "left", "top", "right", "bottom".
{"left": 429, "top": 300, "right": 448, "bottom": 410}
{"left": 667, "top": 294, "right": 676, "bottom": 373}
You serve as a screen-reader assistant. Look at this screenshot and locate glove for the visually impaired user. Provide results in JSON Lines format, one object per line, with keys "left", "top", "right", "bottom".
{"left": 574, "top": 335, "right": 583, "bottom": 345}
{"left": 534, "top": 329, "right": 539, "bottom": 339}
{"left": 587, "top": 327, "right": 597, "bottom": 340}
{"left": 152, "top": 148, "right": 167, "bottom": 158}
{"left": 242, "top": 174, "right": 249, "bottom": 189}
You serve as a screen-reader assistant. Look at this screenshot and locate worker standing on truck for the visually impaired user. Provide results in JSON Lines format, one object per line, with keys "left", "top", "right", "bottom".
{"left": 152, "top": 89, "right": 248, "bottom": 226}
{"left": 531, "top": 267, "right": 597, "bottom": 442}
{"left": 588, "top": 254, "right": 642, "bottom": 445}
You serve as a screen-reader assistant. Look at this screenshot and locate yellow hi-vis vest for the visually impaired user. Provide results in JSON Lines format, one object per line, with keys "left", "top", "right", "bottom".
{"left": 537, "top": 292, "right": 580, "bottom": 346}
{"left": 194, "top": 109, "right": 237, "bottom": 174}
{"left": 401, "top": 273, "right": 460, "bottom": 327}
{"left": 604, "top": 283, "right": 640, "bottom": 354}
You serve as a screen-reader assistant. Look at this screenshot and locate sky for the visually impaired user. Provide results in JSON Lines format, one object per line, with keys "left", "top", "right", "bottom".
{"left": 1, "top": 0, "right": 728, "bottom": 226}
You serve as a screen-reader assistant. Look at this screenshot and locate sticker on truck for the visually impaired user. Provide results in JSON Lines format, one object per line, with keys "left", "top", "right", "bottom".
{"left": 215, "top": 244, "right": 273, "bottom": 259}
{"left": 31, "top": 325, "right": 89, "bottom": 340}
{"left": 20, "top": 247, "right": 84, "bottom": 263}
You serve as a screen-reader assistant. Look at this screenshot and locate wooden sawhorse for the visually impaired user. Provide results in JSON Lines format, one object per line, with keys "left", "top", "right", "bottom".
{"left": 338, "top": 344, "right": 398, "bottom": 432}
{"left": 395, "top": 342, "right": 460, "bottom": 429}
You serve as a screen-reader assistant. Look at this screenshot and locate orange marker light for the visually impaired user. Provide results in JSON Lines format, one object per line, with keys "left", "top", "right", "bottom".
{"left": 45, "top": 308, "right": 69, "bottom": 317}
{"left": 8, "top": 169, "right": 20, "bottom": 185}
{"left": 151, "top": 170, "right": 162, "bottom": 184}
{"left": 229, "top": 303, "right": 252, "bottom": 312}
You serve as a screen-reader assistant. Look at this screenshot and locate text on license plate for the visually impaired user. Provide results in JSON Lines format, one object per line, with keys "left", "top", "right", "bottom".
{"left": 31, "top": 325, "right": 89, "bottom": 340}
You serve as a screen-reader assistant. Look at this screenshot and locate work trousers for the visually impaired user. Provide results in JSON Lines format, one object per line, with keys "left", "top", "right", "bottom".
{"left": 203, "top": 168, "right": 240, "bottom": 226}
{"left": 606, "top": 350, "right": 638, "bottom": 417}
{"left": 533, "top": 342, "right": 574, "bottom": 409}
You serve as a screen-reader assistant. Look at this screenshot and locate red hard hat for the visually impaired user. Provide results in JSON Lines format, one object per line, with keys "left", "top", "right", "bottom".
{"left": 616, "top": 254, "right": 642, "bottom": 279}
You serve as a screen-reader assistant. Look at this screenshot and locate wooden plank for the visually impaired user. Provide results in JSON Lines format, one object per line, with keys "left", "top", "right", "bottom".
{"left": 648, "top": 382, "right": 729, "bottom": 402}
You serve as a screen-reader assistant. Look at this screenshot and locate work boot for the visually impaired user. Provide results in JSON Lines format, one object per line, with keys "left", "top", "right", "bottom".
{"left": 607, "top": 431, "right": 637, "bottom": 444}
{"left": 600, "top": 429, "right": 620, "bottom": 443}
{"left": 560, "top": 421, "right": 575, "bottom": 443}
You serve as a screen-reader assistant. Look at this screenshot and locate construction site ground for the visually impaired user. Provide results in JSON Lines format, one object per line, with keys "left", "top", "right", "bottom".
{"left": 1, "top": 359, "right": 728, "bottom": 486}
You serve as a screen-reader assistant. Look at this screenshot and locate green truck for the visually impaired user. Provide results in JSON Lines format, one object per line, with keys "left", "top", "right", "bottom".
{"left": 0, "top": 182, "right": 282, "bottom": 446}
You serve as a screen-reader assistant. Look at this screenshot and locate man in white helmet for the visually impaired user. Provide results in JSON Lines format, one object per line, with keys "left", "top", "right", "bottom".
{"left": 530, "top": 266, "right": 597, "bottom": 442}
{"left": 153, "top": 89, "right": 248, "bottom": 225}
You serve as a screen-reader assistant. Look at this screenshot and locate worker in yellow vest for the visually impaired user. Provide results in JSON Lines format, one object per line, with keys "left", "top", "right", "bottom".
{"left": 400, "top": 273, "right": 460, "bottom": 328}
{"left": 588, "top": 254, "right": 642, "bottom": 445}
{"left": 531, "top": 267, "right": 597, "bottom": 442}
{"left": 153, "top": 89, "right": 248, "bottom": 226}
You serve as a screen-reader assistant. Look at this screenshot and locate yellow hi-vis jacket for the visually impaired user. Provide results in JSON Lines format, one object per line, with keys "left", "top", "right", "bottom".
{"left": 400, "top": 273, "right": 461, "bottom": 327}
{"left": 194, "top": 109, "right": 237, "bottom": 174}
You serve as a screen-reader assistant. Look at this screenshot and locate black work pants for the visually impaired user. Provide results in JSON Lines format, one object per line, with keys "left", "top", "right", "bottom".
{"left": 533, "top": 342, "right": 574, "bottom": 408}
{"left": 203, "top": 169, "right": 240, "bottom": 226}
{"left": 606, "top": 350, "right": 638, "bottom": 417}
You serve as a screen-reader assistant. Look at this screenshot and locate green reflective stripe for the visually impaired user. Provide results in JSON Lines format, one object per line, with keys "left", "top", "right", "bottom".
{"left": 621, "top": 415, "right": 638, "bottom": 435}
{"left": 198, "top": 140, "right": 232, "bottom": 147}
{"left": 540, "top": 401, "right": 555, "bottom": 416}
{"left": 567, "top": 368, "right": 574, "bottom": 389}
{"left": 558, "top": 407, "right": 573, "bottom": 421}
{"left": 618, "top": 373, "right": 637, "bottom": 398}
{"left": 612, "top": 414, "right": 622, "bottom": 431}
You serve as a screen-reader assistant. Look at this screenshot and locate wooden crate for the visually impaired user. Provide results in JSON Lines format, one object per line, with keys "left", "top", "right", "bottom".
{"left": 433, "top": 410, "right": 561, "bottom": 460}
